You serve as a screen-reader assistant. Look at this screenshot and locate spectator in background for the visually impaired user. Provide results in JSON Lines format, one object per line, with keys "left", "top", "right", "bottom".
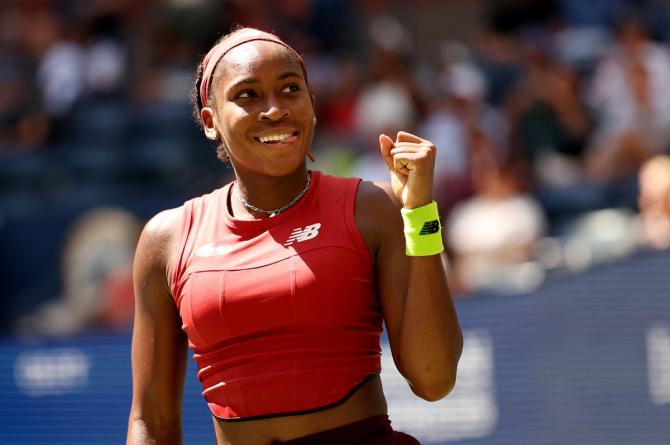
{"left": 1, "top": 2, "right": 132, "bottom": 151}
{"left": 0, "top": 3, "right": 58, "bottom": 149}
{"left": 638, "top": 155, "right": 670, "bottom": 250}
{"left": 23, "top": 7, "right": 85, "bottom": 138}
{"left": 314, "top": 55, "right": 360, "bottom": 137}
{"left": 419, "top": 42, "right": 509, "bottom": 214}
{"left": 512, "top": 45, "right": 592, "bottom": 190}
{"left": 82, "top": 12, "right": 127, "bottom": 98}
{"left": 549, "top": 152, "right": 670, "bottom": 269}
{"left": 131, "top": 11, "right": 201, "bottom": 104}
{"left": 468, "top": 5, "right": 525, "bottom": 108}
{"left": 6, "top": 0, "right": 670, "bottom": 328}
{"left": 446, "top": 140, "right": 546, "bottom": 295}
{"left": 584, "top": 11, "right": 670, "bottom": 183}
{"left": 506, "top": 41, "right": 599, "bottom": 229}
{"left": 0, "top": 53, "right": 48, "bottom": 151}
{"left": 352, "top": 16, "right": 425, "bottom": 182}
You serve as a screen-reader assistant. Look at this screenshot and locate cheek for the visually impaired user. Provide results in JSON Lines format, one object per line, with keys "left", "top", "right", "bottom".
{"left": 299, "top": 98, "right": 315, "bottom": 117}
{"left": 296, "top": 103, "right": 316, "bottom": 131}
{"left": 219, "top": 107, "right": 253, "bottom": 138}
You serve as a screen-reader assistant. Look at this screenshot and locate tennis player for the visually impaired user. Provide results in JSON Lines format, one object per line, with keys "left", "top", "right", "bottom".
{"left": 126, "top": 27, "right": 462, "bottom": 445}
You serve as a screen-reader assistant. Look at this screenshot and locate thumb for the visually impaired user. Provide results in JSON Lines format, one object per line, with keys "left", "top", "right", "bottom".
{"left": 379, "top": 134, "right": 394, "bottom": 170}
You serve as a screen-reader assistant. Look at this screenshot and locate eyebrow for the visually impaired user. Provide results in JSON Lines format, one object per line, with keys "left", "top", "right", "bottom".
{"left": 228, "top": 71, "right": 303, "bottom": 90}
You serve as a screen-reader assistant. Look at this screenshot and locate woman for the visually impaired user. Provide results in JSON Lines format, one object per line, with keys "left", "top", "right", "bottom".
{"left": 126, "top": 27, "right": 462, "bottom": 445}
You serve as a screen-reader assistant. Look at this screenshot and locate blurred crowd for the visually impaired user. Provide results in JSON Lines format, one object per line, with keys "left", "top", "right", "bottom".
{"left": 2, "top": 0, "right": 670, "bottom": 336}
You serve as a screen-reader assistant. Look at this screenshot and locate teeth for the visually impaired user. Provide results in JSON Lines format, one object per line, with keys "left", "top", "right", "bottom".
{"left": 259, "top": 133, "right": 291, "bottom": 143}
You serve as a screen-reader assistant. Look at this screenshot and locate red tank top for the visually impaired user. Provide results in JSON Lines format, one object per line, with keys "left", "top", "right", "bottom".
{"left": 170, "top": 171, "right": 383, "bottom": 420}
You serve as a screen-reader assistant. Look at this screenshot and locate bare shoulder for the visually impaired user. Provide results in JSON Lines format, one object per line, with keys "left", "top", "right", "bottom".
{"left": 143, "top": 207, "right": 183, "bottom": 241}
{"left": 356, "top": 180, "right": 401, "bottom": 210}
{"left": 135, "top": 206, "right": 185, "bottom": 281}
{"left": 355, "top": 180, "right": 403, "bottom": 256}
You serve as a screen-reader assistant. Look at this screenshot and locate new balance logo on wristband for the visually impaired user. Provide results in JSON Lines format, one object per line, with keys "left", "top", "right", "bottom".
{"left": 284, "top": 223, "right": 321, "bottom": 246}
{"left": 419, "top": 220, "right": 440, "bottom": 235}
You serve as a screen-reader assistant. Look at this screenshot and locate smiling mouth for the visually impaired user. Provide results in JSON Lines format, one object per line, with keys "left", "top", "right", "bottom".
{"left": 255, "top": 131, "right": 299, "bottom": 144}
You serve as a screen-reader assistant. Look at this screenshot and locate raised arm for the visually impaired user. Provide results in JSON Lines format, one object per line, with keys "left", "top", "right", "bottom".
{"left": 127, "top": 208, "right": 188, "bottom": 445}
{"left": 357, "top": 131, "right": 463, "bottom": 402}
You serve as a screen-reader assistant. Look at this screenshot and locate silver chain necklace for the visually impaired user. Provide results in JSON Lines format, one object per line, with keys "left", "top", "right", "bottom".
{"left": 236, "top": 172, "right": 311, "bottom": 218}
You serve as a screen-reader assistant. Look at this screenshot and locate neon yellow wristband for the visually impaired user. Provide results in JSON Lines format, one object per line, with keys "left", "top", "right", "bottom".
{"left": 401, "top": 201, "right": 444, "bottom": 256}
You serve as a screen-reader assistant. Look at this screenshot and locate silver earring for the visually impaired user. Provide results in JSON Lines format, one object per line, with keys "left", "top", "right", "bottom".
{"left": 313, "top": 117, "right": 317, "bottom": 126}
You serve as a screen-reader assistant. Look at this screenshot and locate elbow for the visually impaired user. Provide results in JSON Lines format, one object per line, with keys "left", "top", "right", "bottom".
{"left": 414, "top": 338, "right": 463, "bottom": 402}
{"left": 410, "top": 370, "right": 457, "bottom": 402}
{"left": 403, "top": 332, "right": 464, "bottom": 402}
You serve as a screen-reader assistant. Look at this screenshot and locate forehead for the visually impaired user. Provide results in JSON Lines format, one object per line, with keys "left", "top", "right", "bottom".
{"left": 215, "top": 40, "right": 303, "bottom": 85}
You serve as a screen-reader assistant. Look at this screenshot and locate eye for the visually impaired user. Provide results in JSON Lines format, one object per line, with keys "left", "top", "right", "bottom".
{"left": 281, "top": 83, "right": 300, "bottom": 94}
{"left": 235, "top": 89, "right": 257, "bottom": 99}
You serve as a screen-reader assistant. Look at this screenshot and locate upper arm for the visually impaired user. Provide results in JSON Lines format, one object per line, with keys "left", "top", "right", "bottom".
{"left": 128, "top": 208, "right": 188, "bottom": 433}
{"left": 355, "top": 181, "right": 410, "bottom": 372}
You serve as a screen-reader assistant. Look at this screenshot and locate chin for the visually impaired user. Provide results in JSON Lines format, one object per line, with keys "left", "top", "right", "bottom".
{"left": 260, "top": 157, "right": 306, "bottom": 177}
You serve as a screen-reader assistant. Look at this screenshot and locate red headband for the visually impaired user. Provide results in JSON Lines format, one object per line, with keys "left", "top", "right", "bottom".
{"left": 199, "top": 28, "right": 307, "bottom": 108}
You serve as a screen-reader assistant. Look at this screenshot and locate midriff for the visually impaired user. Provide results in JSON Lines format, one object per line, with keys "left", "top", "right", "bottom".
{"left": 212, "top": 374, "right": 387, "bottom": 445}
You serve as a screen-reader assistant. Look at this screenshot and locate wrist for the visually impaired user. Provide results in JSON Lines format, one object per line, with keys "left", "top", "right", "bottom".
{"left": 400, "top": 201, "right": 444, "bottom": 256}
{"left": 404, "top": 200, "right": 431, "bottom": 209}
{"left": 403, "top": 194, "right": 432, "bottom": 209}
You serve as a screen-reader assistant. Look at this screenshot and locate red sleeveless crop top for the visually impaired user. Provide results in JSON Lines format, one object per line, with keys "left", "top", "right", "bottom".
{"left": 170, "top": 171, "right": 383, "bottom": 420}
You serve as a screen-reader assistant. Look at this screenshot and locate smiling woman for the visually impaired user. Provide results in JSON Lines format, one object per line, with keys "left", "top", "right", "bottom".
{"left": 193, "top": 28, "right": 314, "bottom": 168}
{"left": 126, "top": 27, "right": 463, "bottom": 445}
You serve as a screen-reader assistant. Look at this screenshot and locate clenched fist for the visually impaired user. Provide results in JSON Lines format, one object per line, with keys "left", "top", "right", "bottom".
{"left": 379, "top": 131, "right": 436, "bottom": 209}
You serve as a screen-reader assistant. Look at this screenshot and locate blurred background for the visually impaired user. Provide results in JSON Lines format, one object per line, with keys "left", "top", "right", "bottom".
{"left": 1, "top": 0, "right": 669, "bottom": 443}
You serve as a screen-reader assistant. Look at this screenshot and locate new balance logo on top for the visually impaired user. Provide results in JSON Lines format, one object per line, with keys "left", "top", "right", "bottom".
{"left": 195, "top": 243, "right": 231, "bottom": 257}
{"left": 419, "top": 220, "right": 440, "bottom": 235}
{"left": 284, "top": 223, "right": 321, "bottom": 246}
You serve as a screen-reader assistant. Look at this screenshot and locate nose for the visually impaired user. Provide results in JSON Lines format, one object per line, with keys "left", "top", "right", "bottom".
{"left": 258, "top": 96, "right": 289, "bottom": 122}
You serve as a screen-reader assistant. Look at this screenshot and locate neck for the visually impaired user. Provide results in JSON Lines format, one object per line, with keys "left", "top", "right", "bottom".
{"left": 231, "top": 167, "right": 310, "bottom": 219}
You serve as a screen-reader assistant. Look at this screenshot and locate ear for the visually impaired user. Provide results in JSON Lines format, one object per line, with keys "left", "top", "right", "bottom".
{"left": 200, "top": 107, "right": 218, "bottom": 140}
{"left": 309, "top": 92, "right": 317, "bottom": 126}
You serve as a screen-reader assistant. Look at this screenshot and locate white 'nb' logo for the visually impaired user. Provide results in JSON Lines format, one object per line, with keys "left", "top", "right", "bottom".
{"left": 284, "top": 223, "right": 321, "bottom": 246}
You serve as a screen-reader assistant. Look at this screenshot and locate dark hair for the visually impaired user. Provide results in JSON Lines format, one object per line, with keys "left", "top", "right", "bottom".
{"left": 191, "top": 25, "right": 306, "bottom": 163}
{"left": 191, "top": 25, "right": 245, "bottom": 162}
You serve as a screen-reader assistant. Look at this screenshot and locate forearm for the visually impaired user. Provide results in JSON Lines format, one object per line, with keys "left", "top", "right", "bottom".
{"left": 374, "top": 131, "right": 464, "bottom": 400}
{"left": 398, "top": 253, "right": 463, "bottom": 400}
